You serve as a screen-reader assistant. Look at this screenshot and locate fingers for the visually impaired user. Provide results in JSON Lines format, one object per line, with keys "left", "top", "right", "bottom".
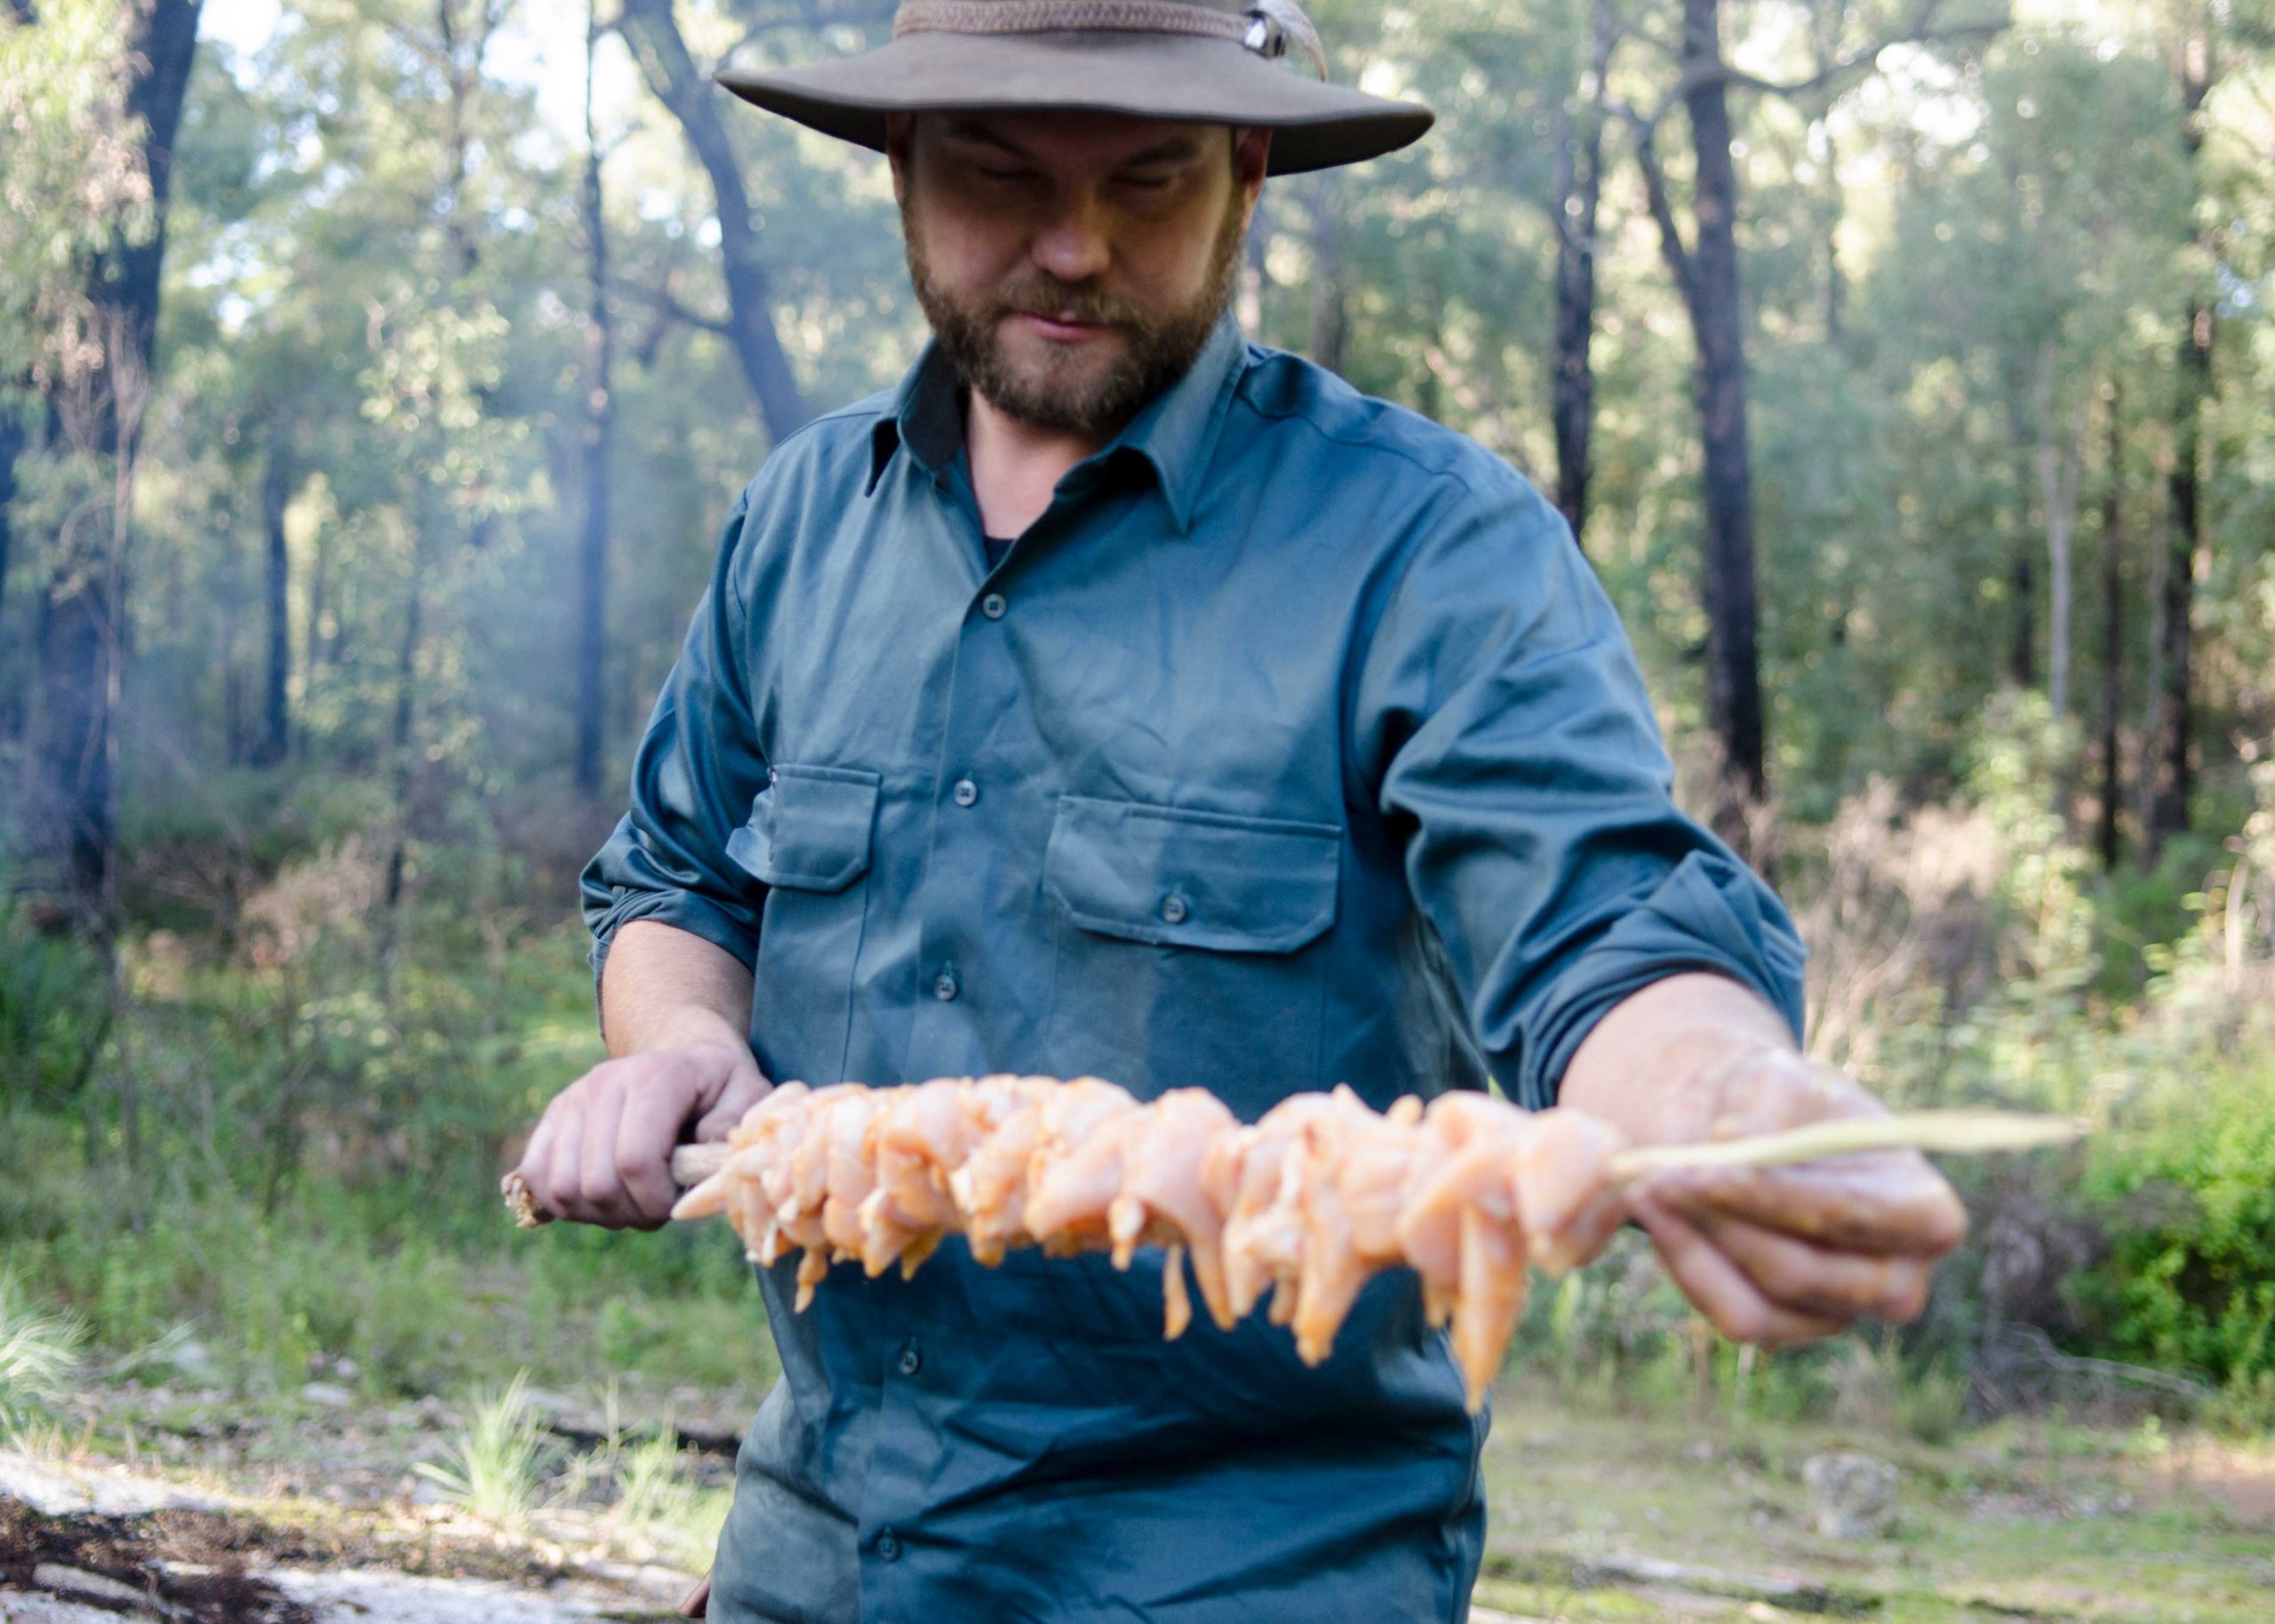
{"left": 579, "top": 1073, "right": 633, "bottom": 1222}
{"left": 517, "top": 1047, "right": 766, "bottom": 1229}
{"left": 692, "top": 1058, "right": 774, "bottom": 1143}
{"left": 1689, "top": 1207, "right": 1935, "bottom": 1324}
{"left": 1652, "top": 1154, "right": 1968, "bottom": 1258}
{"left": 612, "top": 1071, "right": 693, "bottom": 1228}
{"left": 1631, "top": 1190, "right": 1847, "bottom": 1348}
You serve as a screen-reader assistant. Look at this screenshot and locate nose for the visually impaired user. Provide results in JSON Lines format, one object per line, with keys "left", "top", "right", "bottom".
{"left": 1030, "top": 187, "right": 1112, "bottom": 286}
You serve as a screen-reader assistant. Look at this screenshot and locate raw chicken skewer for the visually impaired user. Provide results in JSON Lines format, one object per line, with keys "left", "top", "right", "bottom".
{"left": 503, "top": 1085, "right": 2077, "bottom": 1411}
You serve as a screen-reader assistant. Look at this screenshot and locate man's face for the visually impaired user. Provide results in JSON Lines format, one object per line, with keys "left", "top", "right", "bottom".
{"left": 887, "top": 109, "right": 1270, "bottom": 438}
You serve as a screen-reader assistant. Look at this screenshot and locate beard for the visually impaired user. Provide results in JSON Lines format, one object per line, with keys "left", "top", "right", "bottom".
{"left": 902, "top": 187, "right": 1248, "bottom": 439}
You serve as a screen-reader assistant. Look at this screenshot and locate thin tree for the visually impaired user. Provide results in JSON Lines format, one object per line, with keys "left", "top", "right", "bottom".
{"left": 253, "top": 434, "right": 291, "bottom": 768}
{"left": 1550, "top": 0, "right": 1616, "bottom": 544}
{"left": 2146, "top": 10, "right": 2219, "bottom": 855}
{"left": 576, "top": 0, "right": 617, "bottom": 798}
{"left": 2098, "top": 383, "right": 2125, "bottom": 870}
{"left": 28, "top": 0, "right": 203, "bottom": 926}
{"left": 616, "top": 0, "right": 818, "bottom": 442}
{"left": 1619, "top": 0, "right": 2007, "bottom": 807}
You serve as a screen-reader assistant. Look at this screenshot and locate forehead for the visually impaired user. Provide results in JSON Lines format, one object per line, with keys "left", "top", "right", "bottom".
{"left": 920, "top": 108, "right": 1229, "bottom": 167}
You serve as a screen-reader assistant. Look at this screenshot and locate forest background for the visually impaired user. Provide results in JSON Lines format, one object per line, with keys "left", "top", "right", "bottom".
{"left": 4, "top": 0, "right": 2275, "bottom": 1588}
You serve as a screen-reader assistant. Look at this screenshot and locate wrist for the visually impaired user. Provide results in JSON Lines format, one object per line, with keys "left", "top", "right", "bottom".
{"left": 1559, "top": 973, "right": 1796, "bottom": 1146}
{"left": 611, "top": 1008, "right": 752, "bottom": 1063}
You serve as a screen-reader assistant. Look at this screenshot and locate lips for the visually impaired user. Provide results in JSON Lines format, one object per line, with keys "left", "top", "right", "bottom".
{"left": 1017, "top": 311, "right": 1114, "bottom": 341}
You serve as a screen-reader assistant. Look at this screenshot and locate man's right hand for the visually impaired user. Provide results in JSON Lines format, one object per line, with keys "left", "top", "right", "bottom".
{"left": 515, "top": 1041, "right": 771, "bottom": 1229}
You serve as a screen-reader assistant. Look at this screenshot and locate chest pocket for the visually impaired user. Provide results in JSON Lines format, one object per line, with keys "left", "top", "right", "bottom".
{"left": 1042, "top": 795, "right": 1339, "bottom": 1120}
{"left": 737, "top": 765, "right": 878, "bottom": 1087}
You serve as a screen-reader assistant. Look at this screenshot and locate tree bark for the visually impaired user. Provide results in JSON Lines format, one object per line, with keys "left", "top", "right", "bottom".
{"left": 2097, "top": 386, "right": 2123, "bottom": 871}
{"left": 1679, "top": 0, "right": 1767, "bottom": 802}
{"left": 0, "top": 404, "right": 22, "bottom": 645}
{"left": 2035, "top": 348, "right": 2084, "bottom": 718}
{"left": 618, "top": 0, "right": 809, "bottom": 442}
{"left": 2147, "top": 21, "right": 2216, "bottom": 856}
{"left": 1306, "top": 171, "right": 1347, "bottom": 375}
{"left": 1550, "top": 0, "right": 1615, "bottom": 545}
{"left": 254, "top": 439, "right": 291, "bottom": 768}
{"left": 28, "top": 0, "right": 202, "bottom": 920}
{"left": 576, "top": 8, "right": 616, "bottom": 798}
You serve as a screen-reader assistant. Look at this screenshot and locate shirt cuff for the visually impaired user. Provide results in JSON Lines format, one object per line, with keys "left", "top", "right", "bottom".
{"left": 1512, "top": 850, "right": 1809, "bottom": 1111}
{"left": 587, "top": 886, "right": 762, "bottom": 993}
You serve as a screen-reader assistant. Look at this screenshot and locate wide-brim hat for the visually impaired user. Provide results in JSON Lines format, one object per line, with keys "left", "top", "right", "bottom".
{"left": 715, "top": 0, "right": 1434, "bottom": 175}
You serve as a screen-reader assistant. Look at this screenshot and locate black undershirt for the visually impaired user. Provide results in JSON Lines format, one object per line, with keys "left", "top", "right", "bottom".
{"left": 983, "top": 534, "right": 1014, "bottom": 571}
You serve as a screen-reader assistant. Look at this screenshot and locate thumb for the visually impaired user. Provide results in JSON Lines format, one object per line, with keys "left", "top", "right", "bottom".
{"left": 692, "top": 1058, "right": 772, "bottom": 1143}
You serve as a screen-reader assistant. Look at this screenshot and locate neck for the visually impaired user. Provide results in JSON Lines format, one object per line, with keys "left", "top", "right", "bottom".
{"left": 963, "top": 387, "right": 1120, "bottom": 542}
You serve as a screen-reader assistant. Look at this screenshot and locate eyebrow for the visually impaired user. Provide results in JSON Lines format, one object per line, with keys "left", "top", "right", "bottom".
{"left": 939, "top": 122, "right": 1207, "bottom": 168}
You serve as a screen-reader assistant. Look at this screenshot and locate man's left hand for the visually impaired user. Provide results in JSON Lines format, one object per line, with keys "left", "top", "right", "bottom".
{"left": 1625, "top": 1048, "right": 1968, "bottom": 1345}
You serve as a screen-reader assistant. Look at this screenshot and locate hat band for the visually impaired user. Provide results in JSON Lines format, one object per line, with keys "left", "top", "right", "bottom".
{"left": 893, "top": 0, "right": 1327, "bottom": 79}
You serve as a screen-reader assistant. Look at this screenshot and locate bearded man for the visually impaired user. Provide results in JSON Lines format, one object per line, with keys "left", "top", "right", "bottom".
{"left": 513, "top": 4, "right": 1966, "bottom": 1620}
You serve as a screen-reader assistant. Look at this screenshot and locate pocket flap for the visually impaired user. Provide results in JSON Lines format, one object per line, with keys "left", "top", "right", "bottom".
{"left": 728, "top": 765, "right": 880, "bottom": 892}
{"left": 1044, "top": 795, "right": 1339, "bottom": 953}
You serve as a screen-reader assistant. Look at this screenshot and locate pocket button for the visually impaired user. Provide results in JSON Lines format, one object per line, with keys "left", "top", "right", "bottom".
{"left": 1160, "top": 894, "right": 1189, "bottom": 925}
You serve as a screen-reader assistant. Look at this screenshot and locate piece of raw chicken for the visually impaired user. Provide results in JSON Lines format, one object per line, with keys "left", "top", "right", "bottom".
{"left": 672, "top": 1075, "right": 1629, "bottom": 1409}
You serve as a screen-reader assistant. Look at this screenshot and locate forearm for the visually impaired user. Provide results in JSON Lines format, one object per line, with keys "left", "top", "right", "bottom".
{"left": 1555, "top": 971, "right": 1801, "bottom": 1144}
{"left": 599, "top": 918, "right": 756, "bottom": 1058}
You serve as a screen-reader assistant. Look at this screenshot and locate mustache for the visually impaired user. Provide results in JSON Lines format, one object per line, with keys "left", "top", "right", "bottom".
{"left": 993, "top": 280, "right": 1146, "bottom": 327}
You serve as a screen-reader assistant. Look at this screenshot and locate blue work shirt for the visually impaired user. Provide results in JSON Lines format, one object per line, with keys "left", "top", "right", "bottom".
{"left": 582, "top": 312, "right": 1807, "bottom": 1623}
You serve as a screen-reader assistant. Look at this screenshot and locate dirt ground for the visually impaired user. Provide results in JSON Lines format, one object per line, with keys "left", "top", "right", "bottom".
{"left": 4, "top": 1377, "right": 2270, "bottom": 1622}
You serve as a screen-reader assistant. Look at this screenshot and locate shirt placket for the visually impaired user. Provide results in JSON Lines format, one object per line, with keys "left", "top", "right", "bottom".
{"left": 859, "top": 470, "right": 1094, "bottom": 1622}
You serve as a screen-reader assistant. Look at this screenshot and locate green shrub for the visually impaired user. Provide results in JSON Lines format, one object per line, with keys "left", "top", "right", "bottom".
{"left": 2073, "top": 1058, "right": 2275, "bottom": 1388}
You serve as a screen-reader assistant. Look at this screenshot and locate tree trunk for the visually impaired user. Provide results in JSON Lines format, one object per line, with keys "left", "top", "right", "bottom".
{"left": 2035, "top": 350, "right": 2084, "bottom": 719}
{"left": 2149, "top": 293, "right": 2209, "bottom": 853}
{"left": 1307, "top": 171, "right": 1347, "bottom": 375}
{"left": 1550, "top": 0, "right": 1614, "bottom": 545}
{"left": 27, "top": 0, "right": 202, "bottom": 921}
{"left": 576, "top": 9, "right": 615, "bottom": 798}
{"left": 2097, "top": 386, "right": 2123, "bottom": 871}
{"left": 2008, "top": 542, "right": 2035, "bottom": 689}
{"left": 300, "top": 527, "right": 327, "bottom": 758}
{"left": 0, "top": 404, "right": 22, "bottom": 647}
{"left": 2147, "top": 25, "right": 2216, "bottom": 856}
{"left": 618, "top": 0, "right": 808, "bottom": 443}
{"left": 219, "top": 517, "right": 243, "bottom": 765}
{"left": 1680, "top": 0, "right": 1767, "bottom": 802}
{"left": 254, "top": 440, "right": 291, "bottom": 768}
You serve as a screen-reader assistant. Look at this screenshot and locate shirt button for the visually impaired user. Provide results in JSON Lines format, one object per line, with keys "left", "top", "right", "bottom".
{"left": 1160, "top": 894, "right": 1190, "bottom": 925}
{"left": 952, "top": 777, "right": 978, "bottom": 808}
{"left": 933, "top": 970, "right": 960, "bottom": 1002}
{"left": 980, "top": 592, "right": 1008, "bottom": 620}
{"left": 898, "top": 1341, "right": 922, "bottom": 1377}
{"left": 876, "top": 1529, "right": 900, "bottom": 1561}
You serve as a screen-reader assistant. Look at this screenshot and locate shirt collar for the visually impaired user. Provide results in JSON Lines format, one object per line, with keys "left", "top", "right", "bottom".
{"left": 865, "top": 311, "right": 1249, "bottom": 537}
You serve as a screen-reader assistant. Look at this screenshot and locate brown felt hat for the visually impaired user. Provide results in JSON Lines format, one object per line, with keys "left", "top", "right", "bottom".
{"left": 714, "top": 0, "right": 1434, "bottom": 175}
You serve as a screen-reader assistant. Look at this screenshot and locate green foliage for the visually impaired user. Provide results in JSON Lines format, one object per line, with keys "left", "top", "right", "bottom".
{"left": 0, "top": 1272, "right": 83, "bottom": 1437}
{"left": 413, "top": 1370, "right": 552, "bottom": 1535}
{"left": 2075, "top": 1061, "right": 2275, "bottom": 1388}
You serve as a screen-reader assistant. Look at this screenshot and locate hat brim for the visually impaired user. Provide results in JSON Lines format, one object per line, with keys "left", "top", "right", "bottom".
{"left": 715, "top": 30, "right": 1433, "bottom": 175}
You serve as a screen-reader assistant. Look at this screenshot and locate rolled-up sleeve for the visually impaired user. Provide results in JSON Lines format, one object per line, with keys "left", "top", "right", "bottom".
{"left": 1353, "top": 468, "right": 1807, "bottom": 1110}
{"left": 579, "top": 490, "right": 769, "bottom": 987}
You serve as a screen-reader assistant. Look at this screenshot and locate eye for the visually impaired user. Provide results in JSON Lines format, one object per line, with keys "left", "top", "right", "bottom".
{"left": 977, "top": 165, "right": 1034, "bottom": 182}
{"left": 1118, "top": 173, "right": 1174, "bottom": 191}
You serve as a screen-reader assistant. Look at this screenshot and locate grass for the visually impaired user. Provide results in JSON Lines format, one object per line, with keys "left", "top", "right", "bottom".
{"left": 411, "top": 1371, "right": 551, "bottom": 1535}
{"left": 0, "top": 1271, "right": 83, "bottom": 1437}
{"left": 1472, "top": 1382, "right": 2275, "bottom": 1622}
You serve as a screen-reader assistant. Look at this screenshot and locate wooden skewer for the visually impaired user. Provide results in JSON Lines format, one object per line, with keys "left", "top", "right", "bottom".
{"left": 1603, "top": 1110, "right": 2086, "bottom": 1179}
{"left": 502, "top": 1107, "right": 2080, "bottom": 1231}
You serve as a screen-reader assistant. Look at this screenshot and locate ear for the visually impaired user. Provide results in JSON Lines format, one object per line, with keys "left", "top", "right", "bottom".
{"left": 885, "top": 111, "right": 915, "bottom": 206}
{"left": 1233, "top": 125, "right": 1271, "bottom": 221}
